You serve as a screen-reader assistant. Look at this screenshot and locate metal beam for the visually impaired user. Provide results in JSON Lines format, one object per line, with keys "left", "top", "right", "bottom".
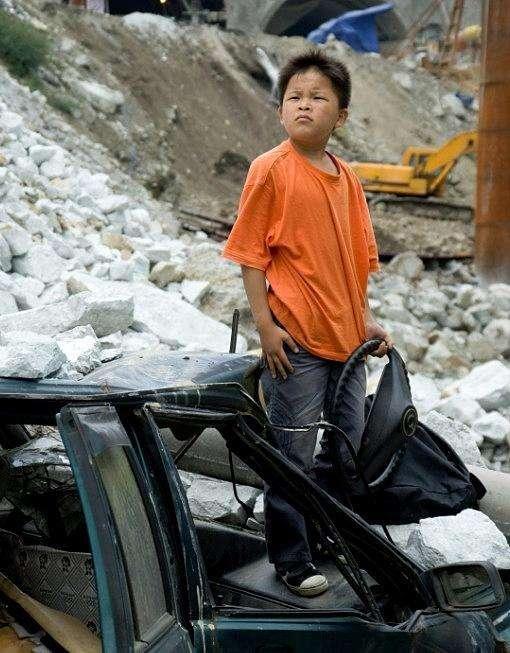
{"left": 475, "top": 0, "right": 510, "bottom": 284}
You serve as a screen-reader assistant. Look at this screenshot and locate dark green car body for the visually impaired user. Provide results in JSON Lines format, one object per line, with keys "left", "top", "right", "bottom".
{"left": 0, "top": 347, "right": 509, "bottom": 652}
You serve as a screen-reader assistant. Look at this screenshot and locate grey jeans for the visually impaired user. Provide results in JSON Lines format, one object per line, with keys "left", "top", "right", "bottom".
{"left": 261, "top": 342, "right": 366, "bottom": 566}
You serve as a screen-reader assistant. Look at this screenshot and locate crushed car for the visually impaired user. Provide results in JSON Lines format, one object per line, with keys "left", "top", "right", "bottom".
{"left": 0, "top": 345, "right": 509, "bottom": 652}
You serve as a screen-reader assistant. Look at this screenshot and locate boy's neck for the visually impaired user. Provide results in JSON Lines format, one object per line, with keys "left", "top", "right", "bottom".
{"left": 289, "top": 138, "right": 328, "bottom": 163}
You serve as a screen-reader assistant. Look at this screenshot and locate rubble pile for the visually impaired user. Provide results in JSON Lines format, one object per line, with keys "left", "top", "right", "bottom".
{"left": 366, "top": 252, "right": 510, "bottom": 472}
{"left": 0, "top": 101, "right": 247, "bottom": 382}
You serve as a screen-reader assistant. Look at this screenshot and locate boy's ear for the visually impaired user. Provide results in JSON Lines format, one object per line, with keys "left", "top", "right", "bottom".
{"left": 335, "top": 108, "right": 348, "bottom": 130}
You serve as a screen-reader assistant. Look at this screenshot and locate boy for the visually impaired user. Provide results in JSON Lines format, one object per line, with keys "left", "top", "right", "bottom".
{"left": 222, "top": 50, "right": 391, "bottom": 597}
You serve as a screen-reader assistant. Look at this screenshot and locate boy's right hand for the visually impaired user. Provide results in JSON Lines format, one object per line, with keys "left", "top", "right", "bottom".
{"left": 259, "top": 322, "right": 299, "bottom": 380}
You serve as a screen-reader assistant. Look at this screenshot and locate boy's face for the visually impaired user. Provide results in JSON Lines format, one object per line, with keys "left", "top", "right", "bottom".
{"left": 278, "top": 67, "right": 348, "bottom": 147}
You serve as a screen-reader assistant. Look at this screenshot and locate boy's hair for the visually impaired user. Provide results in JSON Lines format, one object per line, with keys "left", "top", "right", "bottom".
{"left": 278, "top": 49, "right": 351, "bottom": 110}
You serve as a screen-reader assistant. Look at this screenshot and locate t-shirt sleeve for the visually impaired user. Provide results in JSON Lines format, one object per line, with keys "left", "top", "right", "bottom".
{"left": 222, "top": 167, "right": 276, "bottom": 271}
{"left": 355, "top": 177, "right": 380, "bottom": 273}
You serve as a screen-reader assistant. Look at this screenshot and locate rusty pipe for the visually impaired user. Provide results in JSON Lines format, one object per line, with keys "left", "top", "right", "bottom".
{"left": 475, "top": 0, "right": 510, "bottom": 285}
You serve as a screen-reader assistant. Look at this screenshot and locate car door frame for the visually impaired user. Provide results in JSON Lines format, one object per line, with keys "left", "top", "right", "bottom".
{"left": 57, "top": 403, "right": 199, "bottom": 652}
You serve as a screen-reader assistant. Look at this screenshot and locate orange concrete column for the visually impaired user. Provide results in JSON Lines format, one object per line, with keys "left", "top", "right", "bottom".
{"left": 475, "top": 0, "right": 510, "bottom": 284}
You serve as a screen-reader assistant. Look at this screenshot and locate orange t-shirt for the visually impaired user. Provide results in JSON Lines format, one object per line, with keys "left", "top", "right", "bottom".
{"left": 222, "top": 139, "right": 380, "bottom": 361}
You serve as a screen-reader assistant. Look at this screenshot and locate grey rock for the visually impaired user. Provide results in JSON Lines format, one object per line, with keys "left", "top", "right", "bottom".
{"left": 455, "top": 360, "right": 510, "bottom": 411}
{"left": 483, "top": 319, "right": 510, "bottom": 357}
{"left": 0, "top": 234, "right": 12, "bottom": 271}
{"left": 96, "top": 195, "right": 131, "bottom": 214}
{"left": 121, "top": 330, "right": 160, "bottom": 354}
{"left": 435, "top": 395, "right": 485, "bottom": 427}
{"left": 38, "top": 282, "right": 69, "bottom": 306}
{"left": 186, "top": 472, "right": 259, "bottom": 526}
{"left": 0, "top": 341, "right": 65, "bottom": 379}
{"left": 441, "top": 93, "right": 467, "bottom": 119}
{"left": 488, "top": 284, "right": 510, "bottom": 314}
{"left": 149, "top": 260, "right": 185, "bottom": 286}
{"left": 0, "top": 290, "right": 134, "bottom": 338}
{"left": 408, "top": 373, "right": 441, "bottom": 415}
{"left": 406, "top": 509, "right": 510, "bottom": 568}
{"left": 0, "top": 222, "right": 32, "bottom": 256}
{"left": 386, "top": 252, "right": 424, "bottom": 280}
{"left": 421, "top": 411, "right": 485, "bottom": 466}
{"left": 466, "top": 332, "right": 499, "bottom": 363}
{"left": 2, "top": 111, "right": 23, "bottom": 136}
{"left": 12, "top": 244, "right": 66, "bottom": 283}
{"left": 472, "top": 412, "right": 510, "bottom": 445}
{"left": 384, "top": 321, "right": 429, "bottom": 361}
{"left": 55, "top": 325, "right": 102, "bottom": 375}
{"left": 73, "top": 80, "right": 125, "bottom": 115}
{"left": 28, "top": 145, "right": 59, "bottom": 165}
{"left": 180, "top": 279, "right": 209, "bottom": 306}
{"left": 0, "top": 290, "right": 17, "bottom": 315}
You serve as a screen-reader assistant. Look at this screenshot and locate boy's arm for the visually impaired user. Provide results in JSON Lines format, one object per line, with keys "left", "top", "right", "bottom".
{"left": 365, "top": 295, "right": 393, "bottom": 358}
{"left": 241, "top": 265, "right": 299, "bottom": 380}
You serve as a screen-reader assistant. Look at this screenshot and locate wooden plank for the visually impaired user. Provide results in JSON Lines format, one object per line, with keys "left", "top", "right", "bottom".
{"left": 0, "top": 573, "right": 101, "bottom": 653}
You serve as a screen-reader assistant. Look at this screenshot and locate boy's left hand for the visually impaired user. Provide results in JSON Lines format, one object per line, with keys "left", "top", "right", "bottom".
{"left": 365, "top": 320, "right": 393, "bottom": 357}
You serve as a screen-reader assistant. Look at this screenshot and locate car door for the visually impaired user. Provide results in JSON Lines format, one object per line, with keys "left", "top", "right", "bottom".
{"left": 57, "top": 403, "right": 196, "bottom": 653}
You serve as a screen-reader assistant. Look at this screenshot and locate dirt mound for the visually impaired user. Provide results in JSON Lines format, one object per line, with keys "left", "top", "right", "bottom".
{"left": 10, "top": 2, "right": 478, "bottom": 255}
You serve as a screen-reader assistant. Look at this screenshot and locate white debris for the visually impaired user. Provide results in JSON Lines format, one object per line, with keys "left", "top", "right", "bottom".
{"left": 55, "top": 325, "right": 102, "bottom": 375}
{"left": 0, "top": 341, "right": 65, "bottom": 379}
{"left": 386, "top": 252, "right": 424, "bottom": 280}
{"left": 406, "top": 509, "right": 510, "bottom": 569}
{"left": 12, "top": 244, "right": 66, "bottom": 283}
{"left": 472, "top": 412, "right": 510, "bottom": 445}
{"left": 72, "top": 80, "right": 125, "bottom": 114}
{"left": 185, "top": 472, "right": 259, "bottom": 526}
{"left": 421, "top": 411, "right": 485, "bottom": 466}
{"left": 435, "top": 395, "right": 485, "bottom": 427}
{"left": 180, "top": 279, "right": 209, "bottom": 306}
{"left": 455, "top": 361, "right": 510, "bottom": 411}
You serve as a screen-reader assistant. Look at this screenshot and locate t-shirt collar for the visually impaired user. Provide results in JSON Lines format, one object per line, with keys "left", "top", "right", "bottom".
{"left": 285, "top": 139, "right": 341, "bottom": 182}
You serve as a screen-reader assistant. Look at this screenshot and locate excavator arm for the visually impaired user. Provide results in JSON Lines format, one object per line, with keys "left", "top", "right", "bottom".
{"left": 351, "top": 130, "right": 477, "bottom": 197}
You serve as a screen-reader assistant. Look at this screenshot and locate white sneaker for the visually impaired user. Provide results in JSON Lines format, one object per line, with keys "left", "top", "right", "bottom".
{"left": 278, "top": 563, "right": 329, "bottom": 597}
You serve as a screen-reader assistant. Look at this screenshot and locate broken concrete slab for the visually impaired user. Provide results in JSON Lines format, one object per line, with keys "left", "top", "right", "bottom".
{"left": 421, "top": 411, "right": 485, "bottom": 466}
{"left": 185, "top": 471, "right": 259, "bottom": 526}
{"left": 55, "top": 325, "right": 102, "bottom": 375}
{"left": 435, "top": 395, "right": 485, "bottom": 427}
{"left": 66, "top": 273, "right": 245, "bottom": 352}
{"left": 12, "top": 243, "right": 66, "bottom": 283}
{"left": 0, "top": 341, "right": 65, "bottom": 379}
{"left": 0, "top": 290, "right": 134, "bottom": 338}
{"left": 406, "top": 509, "right": 510, "bottom": 569}
{"left": 472, "top": 412, "right": 510, "bottom": 446}
{"left": 455, "top": 360, "right": 510, "bottom": 411}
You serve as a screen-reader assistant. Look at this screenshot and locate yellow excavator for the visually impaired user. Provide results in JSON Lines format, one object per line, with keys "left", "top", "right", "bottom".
{"left": 351, "top": 130, "right": 477, "bottom": 223}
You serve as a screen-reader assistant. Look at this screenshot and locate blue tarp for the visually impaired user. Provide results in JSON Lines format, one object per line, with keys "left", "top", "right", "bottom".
{"left": 307, "top": 2, "right": 394, "bottom": 53}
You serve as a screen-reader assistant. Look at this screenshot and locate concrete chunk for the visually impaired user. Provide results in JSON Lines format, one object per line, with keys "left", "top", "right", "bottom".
{"left": 0, "top": 341, "right": 65, "bottom": 379}
{"left": 185, "top": 472, "right": 259, "bottom": 526}
{"left": 456, "top": 361, "right": 510, "bottom": 411}
{"left": 406, "top": 509, "right": 510, "bottom": 569}
{"left": 0, "top": 290, "right": 134, "bottom": 338}
{"left": 56, "top": 325, "right": 102, "bottom": 375}
{"left": 12, "top": 244, "right": 66, "bottom": 283}
{"left": 421, "top": 411, "right": 485, "bottom": 466}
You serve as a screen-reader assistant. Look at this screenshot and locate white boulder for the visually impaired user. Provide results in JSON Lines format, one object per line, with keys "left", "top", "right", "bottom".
{"left": 435, "top": 395, "right": 485, "bottom": 427}
{"left": 455, "top": 361, "right": 510, "bottom": 411}
{"left": 12, "top": 244, "right": 66, "bottom": 283}
{"left": 472, "top": 412, "right": 510, "bottom": 445}
{"left": 421, "top": 411, "right": 485, "bottom": 466}
{"left": 56, "top": 325, "right": 102, "bottom": 375}
{"left": 386, "top": 252, "right": 424, "bottom": 280}
{"left": 406, "top": 509, "right": 510, "bottom": 569}
{"left": 73, "top": 80, "right": 125, "bottom": 115}
{"left": 0, "top": 341, "right": 65, "bottom": 379}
